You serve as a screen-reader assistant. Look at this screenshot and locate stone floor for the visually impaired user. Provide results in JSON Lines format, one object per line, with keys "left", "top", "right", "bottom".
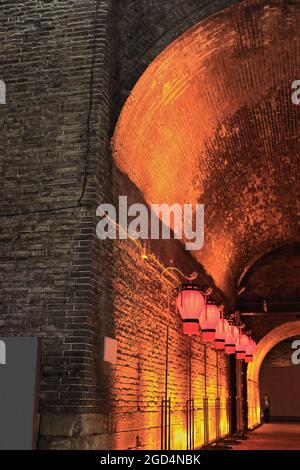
{"left": 235, "top": 423, "right": 300, "bottom": 450}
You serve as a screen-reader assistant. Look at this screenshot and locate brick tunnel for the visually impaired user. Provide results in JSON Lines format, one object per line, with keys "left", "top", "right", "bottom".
{"left": 1, "top": 0, "right": 300, "bottom": 451}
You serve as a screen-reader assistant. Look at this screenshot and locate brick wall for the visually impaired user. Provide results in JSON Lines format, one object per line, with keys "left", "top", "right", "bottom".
{"left": 0, "top": 1, "right": 232, "bottom": 449}
{"left": 111, "top": 230, "right": 230, "bottom": 450}
{"left": 0, "top": 0, "right": 115, "bottom": 432}
{"left": 112, "top": 0, "right": 239, "bottom": 125}
{"left": 35, "top": 218, "right": 230, "bottom": 449}
{"left": 5, "top": 0, "right": 298, "bottom": 449}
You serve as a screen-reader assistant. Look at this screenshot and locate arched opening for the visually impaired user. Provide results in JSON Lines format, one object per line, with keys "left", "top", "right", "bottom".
{"left": 259, "top": 336, "right": 300, "bottom": 422}
{"left": 247, "top": 321, "right": 300, "bottom": 428}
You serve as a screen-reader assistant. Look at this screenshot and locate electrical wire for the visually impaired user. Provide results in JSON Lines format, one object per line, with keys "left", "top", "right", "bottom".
{"left": 0, "top": 0, "right": 101, "bottom": 219}
{"left": 77, "top": 0, "right": 100, "bottom": 205}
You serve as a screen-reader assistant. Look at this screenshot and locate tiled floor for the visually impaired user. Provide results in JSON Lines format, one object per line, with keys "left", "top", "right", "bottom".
{"left": 235, "top": 423, "right": 300, "bottom": 450}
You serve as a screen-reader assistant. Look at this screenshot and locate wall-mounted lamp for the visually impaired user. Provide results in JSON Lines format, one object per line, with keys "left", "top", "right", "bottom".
{"left": 214, "top": 308, "right": 229, "bottom": 350}
{"left": 199, "top": 299, "right": 220, "bottom": 343}
{"left": 176, "top": 284, "right": 205, "bottom": 335}
{"left": 235, "top": 332, "right": 249, "bottom": 360}
{"left": 225, "top": 324, "right": 239, "bottom": 354}
{"left": 245, "top": 338, "right": 257, "bottom": 363}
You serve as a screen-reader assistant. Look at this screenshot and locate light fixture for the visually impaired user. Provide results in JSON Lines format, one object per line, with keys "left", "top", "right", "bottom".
{"left": 224, "top": 324, "right": 239, "bottom": 354}
{"left": 176, "top": 284, "right": 205, "bottom": 336}
{"left": 199, "top": 299, "right": 220, "bottom": 343}
{"left": 245, "top": 338, "right": 257, "bottom": 363}
{"left": 214, "top": 314, "right": 229, "bottom": 350}
{"left": 236, "top": 332, "right": 249, "bottom": 360}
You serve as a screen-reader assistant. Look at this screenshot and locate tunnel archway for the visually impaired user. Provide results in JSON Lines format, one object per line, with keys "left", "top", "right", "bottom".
{"left": 247, "top": 320, "right": 300, "bottom": 427}
{"left": 113, "top": 0, "right": 300, "bottom": 301}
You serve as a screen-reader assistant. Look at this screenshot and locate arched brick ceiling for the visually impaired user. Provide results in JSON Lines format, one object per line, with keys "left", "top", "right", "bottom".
{"left": 237, "top": 243, "right": 300, "bottom": 313}
{"left": 113, "top": 0, "right": 300, "bottom": 299}
{"left": 113, "top": 0, "right": 240, "bottom": 117}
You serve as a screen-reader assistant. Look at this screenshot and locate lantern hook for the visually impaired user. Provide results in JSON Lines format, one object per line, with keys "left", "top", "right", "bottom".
{"left": 161, "top": 267, "right": 198, "bottom": 282}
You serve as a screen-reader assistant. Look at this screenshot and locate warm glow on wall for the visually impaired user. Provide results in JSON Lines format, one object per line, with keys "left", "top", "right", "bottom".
{"left": 109, "top": 0, "right": 300, "bottom": 447}
{"left": 112, "top": 3, "right": 300, "bottom": 298}
{"left": 112, "top": 242, "right": 231, "bottom": 449}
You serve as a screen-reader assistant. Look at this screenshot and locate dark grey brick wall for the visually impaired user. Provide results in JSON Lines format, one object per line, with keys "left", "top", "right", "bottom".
{"left": 112, "top": 0, "right": 240, "bottom": 125}
{"left": 0, "top": 0, "right": 114, "bottom": 413}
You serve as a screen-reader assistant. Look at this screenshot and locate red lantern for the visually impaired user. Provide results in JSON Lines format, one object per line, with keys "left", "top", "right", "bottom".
{"left": 236, "top": 333, "right": 249, "bottom": 360}
{"left": 224, "top": 324, "right": 239, "bottom": 354}
{"left": 199, "top": 300, "right": 220, "bottom": 342}
{"left": 214, "top": 316, "right": 229, "bottom": 350}
{"left": 245, "top": 338, "right": 257, "bottom": 363}
{"left": 176, "top": 285, "right": 205, "bottom": 335}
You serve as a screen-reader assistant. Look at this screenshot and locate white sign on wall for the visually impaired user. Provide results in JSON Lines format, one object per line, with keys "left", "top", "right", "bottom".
{"left": 0, "top": 80, "right": 6, "bottom": 104}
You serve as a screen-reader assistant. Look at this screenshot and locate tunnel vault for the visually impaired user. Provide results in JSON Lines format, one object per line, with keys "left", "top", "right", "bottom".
{"left": 113, "top": 0, "right": 300, "bottom": 301}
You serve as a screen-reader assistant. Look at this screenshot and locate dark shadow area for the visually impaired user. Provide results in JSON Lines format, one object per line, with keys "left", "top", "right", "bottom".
{"left": 259, "top": 336, "right": 300, "bottom": 422}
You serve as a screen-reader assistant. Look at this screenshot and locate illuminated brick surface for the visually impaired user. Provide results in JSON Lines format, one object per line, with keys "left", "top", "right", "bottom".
{"left": 114, "top": 0, "right": 300, "bottom": 298}
{"left": 1, "top": 0, "right": 299, "bottom": 449}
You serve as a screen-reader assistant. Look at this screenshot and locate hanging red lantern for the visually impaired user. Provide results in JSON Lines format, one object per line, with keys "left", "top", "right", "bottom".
{"left": 224, "top": 324, "right": 239, "bottom": 354}
{"left": 245, "top": 338, "right": 257, "bottom": 363}
{"left": 214, "top": 315, "right": 229, "bottom": 350}
{"left": 199, "top": 300, "right": 220, "bottom": 342}
{"left": 176, "top": 284, "right": 205, "bottom": 335}
{"left": 236, "top": 333, "right": 249, "bottom": 360}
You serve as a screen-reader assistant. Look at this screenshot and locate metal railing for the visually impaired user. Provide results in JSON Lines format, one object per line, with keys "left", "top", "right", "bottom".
{"left": 203, "top": 397, "right": 209, "bottom": 446}
{"left": 186, "top": 398, "right": 195, "bottom": 450}
{"left": 215, "top": 397, "right": 221, "bottom": 441}
{"left": 161, "top": 398, "right": 171, "bottom": 450}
